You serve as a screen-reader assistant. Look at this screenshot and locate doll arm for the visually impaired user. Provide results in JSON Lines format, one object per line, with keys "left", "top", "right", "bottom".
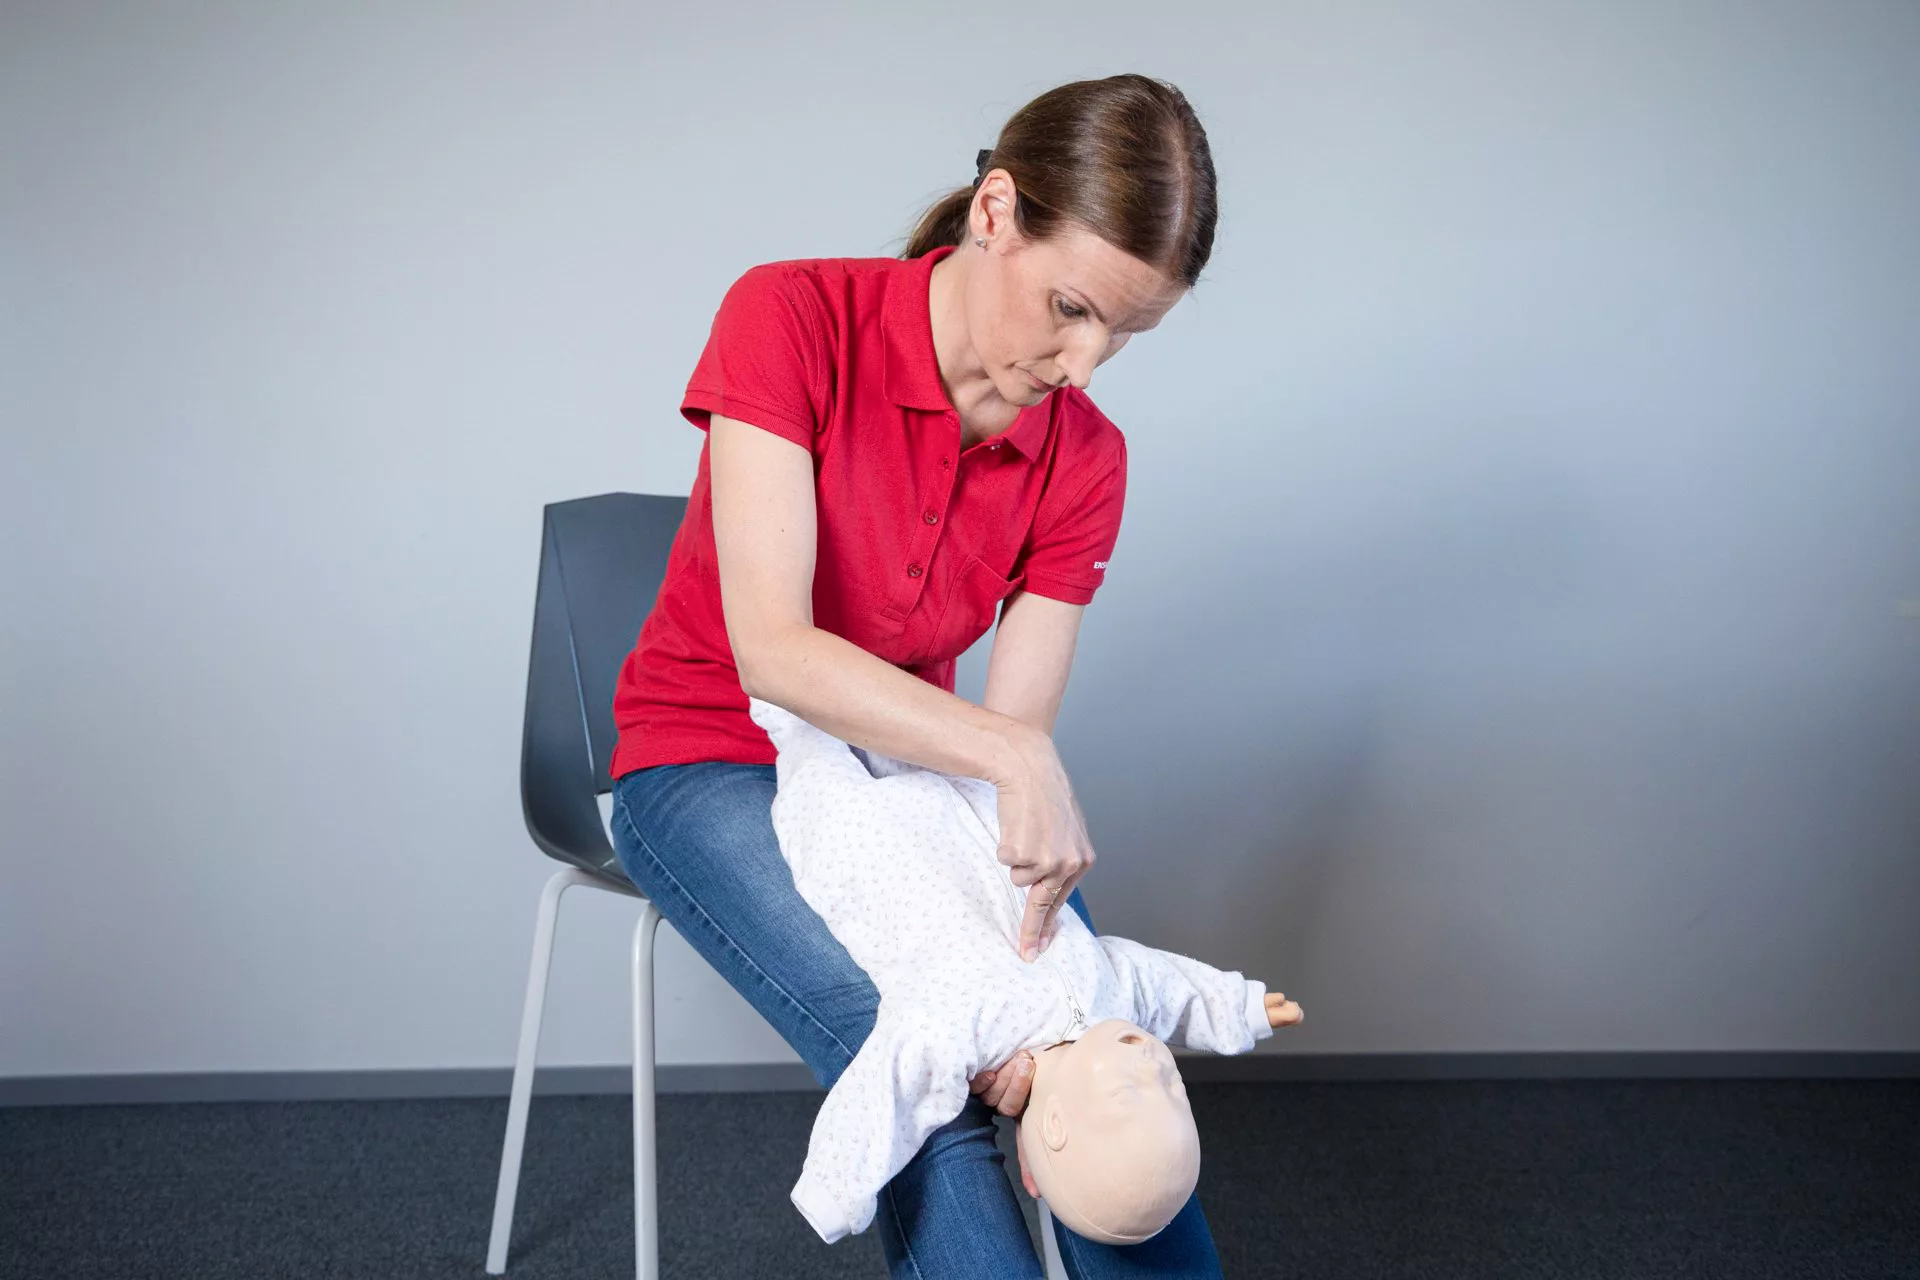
{"left": 1095, "top": 934, "right": 1273, "bottom": 1055}
{"left": 789, "top": 1004, "right": 976, "bottom": 1243}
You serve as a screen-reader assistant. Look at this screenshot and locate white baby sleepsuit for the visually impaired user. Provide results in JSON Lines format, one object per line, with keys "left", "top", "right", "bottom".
{"left": 746, "top": 697, "right": 1273, "bottom": 1244}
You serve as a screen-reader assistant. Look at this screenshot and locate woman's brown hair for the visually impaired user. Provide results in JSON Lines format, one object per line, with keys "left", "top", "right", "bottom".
{"left": 903, "top": 74, "right": 1218, "bottom": 288}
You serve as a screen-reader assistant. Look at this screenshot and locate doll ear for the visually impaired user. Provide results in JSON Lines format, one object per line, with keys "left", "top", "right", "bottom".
{"left": 1042, "top": 1095, "right": 1069, "bottom": 1152}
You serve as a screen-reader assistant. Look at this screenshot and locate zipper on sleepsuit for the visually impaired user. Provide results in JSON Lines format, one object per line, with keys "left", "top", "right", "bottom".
{"left": 955, "top": 784, "right": 1091, "bottom": 1036}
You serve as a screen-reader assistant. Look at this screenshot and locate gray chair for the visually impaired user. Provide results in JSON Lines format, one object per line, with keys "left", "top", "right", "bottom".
{"left": 484, "top": 491, "right": 1071, "bottom": 1280}
{"left": 486, "top": 492, "right": 683, "bottom": 1280}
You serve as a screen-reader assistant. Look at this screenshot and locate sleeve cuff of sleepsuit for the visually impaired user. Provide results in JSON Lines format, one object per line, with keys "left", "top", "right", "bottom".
{"left": 791, "top": 1177, "right": 857, "bottom": 1244}
{"left": 1244, "top": 979, "right": 1274, "bottom": 1044}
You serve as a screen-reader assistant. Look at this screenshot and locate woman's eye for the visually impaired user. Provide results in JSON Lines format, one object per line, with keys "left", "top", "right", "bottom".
{"left": 1055, "top": 298, "right": 1085, "bottom": 320}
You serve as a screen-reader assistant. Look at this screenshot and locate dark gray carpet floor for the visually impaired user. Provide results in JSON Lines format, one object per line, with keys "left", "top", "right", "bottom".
{"left": 3, "top": 1078, "right": 1916, "bottom": 1279}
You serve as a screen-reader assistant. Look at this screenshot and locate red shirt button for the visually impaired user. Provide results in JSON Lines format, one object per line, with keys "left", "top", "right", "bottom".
{"left": 924, "top": 511, "right": 939, "bottom": 525}
{"left": 906, "top": 563, "right": 923, "bottom": 578}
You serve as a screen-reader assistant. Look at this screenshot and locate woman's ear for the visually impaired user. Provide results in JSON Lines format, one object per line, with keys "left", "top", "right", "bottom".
{"left": 1042, "top": 1094, "right": 1069, "bottom": 1152}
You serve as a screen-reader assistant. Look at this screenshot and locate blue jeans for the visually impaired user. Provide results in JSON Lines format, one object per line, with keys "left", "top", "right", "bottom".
{"left": 611, "top": 761, "right": 1225, "bottom": 1280}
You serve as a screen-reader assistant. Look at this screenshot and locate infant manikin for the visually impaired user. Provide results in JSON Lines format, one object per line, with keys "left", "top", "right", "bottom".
{"left": 748, "top": 697, "right": 1302, "bottom": 1246}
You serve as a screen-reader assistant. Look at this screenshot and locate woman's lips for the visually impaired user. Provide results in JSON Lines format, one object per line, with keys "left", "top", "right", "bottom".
{"left": 1022, "top": 370, "right": 1053, "bottom": 393}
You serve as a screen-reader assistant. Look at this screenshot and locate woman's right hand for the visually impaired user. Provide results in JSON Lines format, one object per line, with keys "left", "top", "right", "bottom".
{"left": 990, "top": 722, "right": 1095, "bottom": 962}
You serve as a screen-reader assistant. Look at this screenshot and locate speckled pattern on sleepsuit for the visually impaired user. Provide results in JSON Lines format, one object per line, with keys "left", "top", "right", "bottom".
{"left": 747, "top": 697, "right": 1272, "bottom": 1244}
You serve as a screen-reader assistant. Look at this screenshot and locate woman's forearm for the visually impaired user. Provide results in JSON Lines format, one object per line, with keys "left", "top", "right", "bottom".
{"left": 741, "top": 623, "right": 1034, "bottom": 784}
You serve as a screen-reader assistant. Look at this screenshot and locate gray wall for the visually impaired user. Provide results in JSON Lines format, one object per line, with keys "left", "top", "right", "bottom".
{"left": 3, "top": 0, "right": 1916, "bottom": 1083}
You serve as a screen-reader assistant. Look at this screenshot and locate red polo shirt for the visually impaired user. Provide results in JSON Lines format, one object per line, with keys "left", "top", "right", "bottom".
{"left": 609, "top": 243, "right": 1128, "bottom": 778}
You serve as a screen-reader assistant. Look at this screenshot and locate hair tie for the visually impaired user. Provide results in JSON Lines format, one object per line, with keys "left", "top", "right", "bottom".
{"left": 972, "top": 148, "right": 993, "bottom": 188}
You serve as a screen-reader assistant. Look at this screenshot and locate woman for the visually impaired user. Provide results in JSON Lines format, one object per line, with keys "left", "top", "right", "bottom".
{"left": 609, "top": 74, "right": 1220, "bottom": 1278}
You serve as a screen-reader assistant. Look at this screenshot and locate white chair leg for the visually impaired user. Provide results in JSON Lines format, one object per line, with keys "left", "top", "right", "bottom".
{"left": 1038, "top": 1198, "right": 1068, "bottom": 1280}
{"left": 487, "top": 867, "right": 600, "bottom": 1275}
{"left": 631, "top": 900, "right": 665, "bottom": 1280}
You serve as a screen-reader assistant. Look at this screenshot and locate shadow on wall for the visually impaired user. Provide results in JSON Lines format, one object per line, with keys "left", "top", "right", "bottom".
{"left": 1071, "top": 452, "right": 1612, "bottom": 1014}
{"left": 1072, "top": 687, "right": 1389, "bottom": 1021}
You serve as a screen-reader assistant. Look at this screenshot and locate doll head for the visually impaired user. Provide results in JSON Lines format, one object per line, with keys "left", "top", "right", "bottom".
{"left": 1016, "top": 1018, "right": 1200, "bottom": 1244}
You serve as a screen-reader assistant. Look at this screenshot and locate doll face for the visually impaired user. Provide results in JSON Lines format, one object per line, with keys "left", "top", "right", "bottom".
{"left": 1069, "top": 1018, "right": 1189, "bottom": 1122}
{"left": 1020, "top": 1019, "right": 1200, "bottom": 1244}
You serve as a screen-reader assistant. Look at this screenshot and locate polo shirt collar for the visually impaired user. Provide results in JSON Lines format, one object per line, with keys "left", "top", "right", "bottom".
{"left": 883, "top": 244, "right": 1051, "bottom": 460}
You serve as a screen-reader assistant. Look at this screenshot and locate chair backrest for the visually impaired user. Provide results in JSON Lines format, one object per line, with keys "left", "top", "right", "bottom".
{"left": 521, "top": 492, "right": 689, "bottom": 879}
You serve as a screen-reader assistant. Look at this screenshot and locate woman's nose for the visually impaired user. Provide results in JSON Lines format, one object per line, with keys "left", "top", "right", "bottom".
{"left": 1058, "top": 351, "right": 1095, "bottom": 391}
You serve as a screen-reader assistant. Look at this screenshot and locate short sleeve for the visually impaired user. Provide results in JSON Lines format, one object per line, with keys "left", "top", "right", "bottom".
{"left": 1016, "top": 435, "right": 1127, "bottom": 605}
{"left": 679, "top": 264, "right": 830, "bottom": 452}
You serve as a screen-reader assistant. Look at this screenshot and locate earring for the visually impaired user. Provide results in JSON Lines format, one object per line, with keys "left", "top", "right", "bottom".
{"left": 974, "top": 237, "right": 985, "bottom": 247}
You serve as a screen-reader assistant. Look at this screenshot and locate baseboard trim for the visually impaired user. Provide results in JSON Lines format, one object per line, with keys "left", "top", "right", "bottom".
{"left": 0, "top": 1063, "right": 817, "bottom": 1107}
{"left": 4, "top": 1052, "right": 1914, "bottom": 1107}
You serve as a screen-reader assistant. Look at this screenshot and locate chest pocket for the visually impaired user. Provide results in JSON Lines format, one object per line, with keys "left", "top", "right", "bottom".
{"left": 915, "top": 553, "right": 1024, "bottom": 665}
